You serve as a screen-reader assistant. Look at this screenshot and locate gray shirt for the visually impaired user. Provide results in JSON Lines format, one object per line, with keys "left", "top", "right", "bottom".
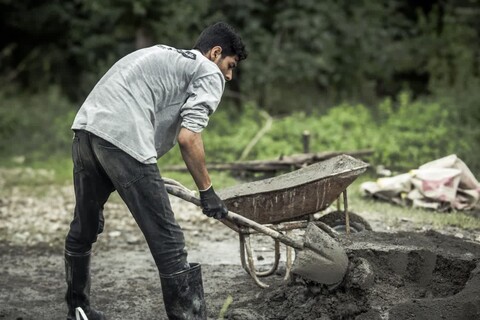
{"left": 72, "top": 45, "right": 225, "bottom": 164}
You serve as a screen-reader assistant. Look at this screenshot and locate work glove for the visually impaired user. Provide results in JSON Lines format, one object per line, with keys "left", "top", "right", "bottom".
{"left": 199, "top": 185, "right": 228, "bottom": 219}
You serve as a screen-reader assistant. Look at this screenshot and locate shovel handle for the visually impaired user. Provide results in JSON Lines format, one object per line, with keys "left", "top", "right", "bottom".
{"left": 226, "top": 211, "right": 304, "bottom": 249}
{"left": 165, "top": 184, "right": 304, "bottom": 250}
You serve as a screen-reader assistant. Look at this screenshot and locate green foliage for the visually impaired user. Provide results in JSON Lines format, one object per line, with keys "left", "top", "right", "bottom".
{"left": 0, "top": 86, "right": 75, "bottom": 162}
{"left": 431, "top": 80, "right": 480, "bottom": 174}
{"left": 1, "top": 1, "right": 479, "bottom": 178}
{"left": 158, "top": 92, "right": 478, "bottom": 176}
{"left": 209, "top": 0, "right": 396, "bottom": 111}
{"left": 0, "top": 0, "right": 208, "bottom": 101}
{"left": 2, "top": 0, "right": 480, "bottom": 114}
{"left": 372, "top": 93, "right": 459, "bottom": 170}
{"left": 250, "top": 91, "right": 475, "bottom": 174}
{"left": 0, "top": 87, "right": 477, "bottom": 180}
{"left": 203, "top": 103, "right": 264, "bottom": 162}
{"left": 243, "top": 103, "right": 375, "bottom": 160}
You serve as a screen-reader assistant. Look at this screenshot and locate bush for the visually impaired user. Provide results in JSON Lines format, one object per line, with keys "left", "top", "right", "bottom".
{"left": 228, "top": 93, "right": 477, "bottom": 175}
{"left": 0, "top": 86, "right": 76, "bottom": 163}
{"left": 436, "top": 87, "right": 480, "bottom": 175}
{"left": 1, "top": 87, "right": 477, "bottom": 178}
{"left": 248, "top": 103, "right": 376, "bottom": 159}
{"left": 372, "top": 93, "right": 459, "bottom": 171}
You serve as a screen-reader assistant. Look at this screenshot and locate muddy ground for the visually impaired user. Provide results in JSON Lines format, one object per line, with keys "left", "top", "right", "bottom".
{"left": 1, "top": 176, "right": 480, "bottom": 320}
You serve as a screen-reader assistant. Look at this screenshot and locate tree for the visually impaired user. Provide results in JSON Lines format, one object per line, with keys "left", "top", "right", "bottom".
{"left": 1, "top": 0, "right": 479, "bottom": 112}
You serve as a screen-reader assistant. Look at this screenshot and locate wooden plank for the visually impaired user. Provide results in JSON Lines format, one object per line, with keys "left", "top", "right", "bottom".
{"left": 164, "top": 149, "right": 373, "bottom": 173}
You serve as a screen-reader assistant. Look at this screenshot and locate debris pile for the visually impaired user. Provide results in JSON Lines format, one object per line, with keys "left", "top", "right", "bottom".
{"left": 361, "top": 155, "right": 480, "bottom": 212}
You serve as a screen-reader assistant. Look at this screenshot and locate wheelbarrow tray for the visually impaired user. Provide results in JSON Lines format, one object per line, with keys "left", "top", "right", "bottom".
{"left": 218, "top": 154, "right": 369, "bottom": 224}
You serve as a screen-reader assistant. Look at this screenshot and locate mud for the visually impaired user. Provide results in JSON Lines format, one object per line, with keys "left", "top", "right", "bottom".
{"left": 1, "top": 173, "right": 480, "bottom": 319}
{"left": 224, "top": 230, "right": 480, "bottom": 320}
{"left": 1, "top": 229, "right": 479, "bottom": 320}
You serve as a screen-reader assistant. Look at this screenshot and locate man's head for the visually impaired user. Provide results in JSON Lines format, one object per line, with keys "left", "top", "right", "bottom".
{"left": 193, "top": 22, "right": 247, "bottom": 81}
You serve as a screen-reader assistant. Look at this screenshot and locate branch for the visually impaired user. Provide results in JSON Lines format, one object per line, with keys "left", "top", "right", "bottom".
{"left": 238, "top": 110, "right": 273, "bottom": 161}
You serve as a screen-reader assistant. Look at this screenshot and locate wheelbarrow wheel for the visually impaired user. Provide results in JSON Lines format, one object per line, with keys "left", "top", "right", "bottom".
{"left": 318, "top": 211, "right": 372, "bottom": 233}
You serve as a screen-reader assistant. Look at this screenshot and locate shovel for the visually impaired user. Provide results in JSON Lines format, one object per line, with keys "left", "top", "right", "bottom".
{"left": 164, "top": 180, "right": 349, "bottom": 285}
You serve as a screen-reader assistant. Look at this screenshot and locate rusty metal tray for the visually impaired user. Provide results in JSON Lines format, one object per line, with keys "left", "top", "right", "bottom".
{"left": 218, "top": 154, "right": 369, "bottom": 224}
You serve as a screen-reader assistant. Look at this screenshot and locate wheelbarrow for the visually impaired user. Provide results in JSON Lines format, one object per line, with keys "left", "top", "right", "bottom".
{"left": 165, "top": 154, "right": 369, "bottom": 288}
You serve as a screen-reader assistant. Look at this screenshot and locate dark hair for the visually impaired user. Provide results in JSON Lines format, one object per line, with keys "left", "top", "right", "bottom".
{"left": 193, "top": 22, "right": 247, "bottom": 61}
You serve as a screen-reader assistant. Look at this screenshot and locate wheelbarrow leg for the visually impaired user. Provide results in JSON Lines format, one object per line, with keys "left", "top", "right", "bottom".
{"left": 334, "top": 191, "right": 351, "bottom": 235}
{"left": 284, "top": 230, "right": 293, "bottom": 281}
{"left": 242, "top": 234, "right": 269, "bottom": 288}
{"left": 240, "top": 232, "right": 280, "bottom": 277}
{"left": 255, "top": 240, "right": 280, "bottom": 277}
{"left": 239, "top": 233, "right": 248, "bottom": 272}
{"left": 343, "top": 190, "right": 350, "bottom": 235}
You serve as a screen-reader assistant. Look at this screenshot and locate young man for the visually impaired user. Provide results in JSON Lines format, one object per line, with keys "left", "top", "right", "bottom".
{"left": 64, "top": 22, "right": 247, "bottom": 319}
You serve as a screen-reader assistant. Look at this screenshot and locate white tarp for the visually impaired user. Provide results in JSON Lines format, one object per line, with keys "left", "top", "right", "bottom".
{"left": 361, "top": 154, "right": 480, "bottom": 211}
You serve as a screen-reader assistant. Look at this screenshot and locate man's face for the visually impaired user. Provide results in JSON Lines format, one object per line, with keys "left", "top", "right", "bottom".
{"left": 213, "top": 55, "right": 239, "bottom": 82}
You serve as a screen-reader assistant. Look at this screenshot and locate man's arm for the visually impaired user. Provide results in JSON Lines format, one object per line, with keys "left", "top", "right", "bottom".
{"left": 177, "top": 127, "right": 211, "bottom": 190}
{"left": 177, "top": 127, "right": 228, "bottom": 219}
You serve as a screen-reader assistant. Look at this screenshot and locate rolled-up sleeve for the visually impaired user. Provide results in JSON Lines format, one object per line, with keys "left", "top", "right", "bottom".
{"left": 180, "top": 72, "right": 225, "bottom": 133}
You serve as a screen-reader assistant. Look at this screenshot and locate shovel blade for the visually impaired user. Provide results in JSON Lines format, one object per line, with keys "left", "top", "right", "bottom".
{"left": 291, "top": 223, "right": 348, "bottom": 284}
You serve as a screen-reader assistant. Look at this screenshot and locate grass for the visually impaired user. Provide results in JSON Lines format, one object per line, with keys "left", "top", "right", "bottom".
{"left": 0, "top": 156, "right": 73, "bottom": 186}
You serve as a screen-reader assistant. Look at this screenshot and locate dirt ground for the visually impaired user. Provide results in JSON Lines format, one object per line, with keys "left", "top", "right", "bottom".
{"left": 1, "top": 178, "right": 480, "bottom": 320}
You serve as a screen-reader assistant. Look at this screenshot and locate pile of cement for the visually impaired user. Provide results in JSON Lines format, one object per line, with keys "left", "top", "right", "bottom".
{"left": 227, "top": 230, "right": 480, "bottom": 320}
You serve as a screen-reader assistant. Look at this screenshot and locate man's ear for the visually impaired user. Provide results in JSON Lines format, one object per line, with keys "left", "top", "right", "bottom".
{"left": 208, "top": 46, "right": 223, "bottom": 63}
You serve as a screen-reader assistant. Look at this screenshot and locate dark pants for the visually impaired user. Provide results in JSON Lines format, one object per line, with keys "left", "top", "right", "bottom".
{"left": 65, "top": 130, "right": 188, "bottom": 274}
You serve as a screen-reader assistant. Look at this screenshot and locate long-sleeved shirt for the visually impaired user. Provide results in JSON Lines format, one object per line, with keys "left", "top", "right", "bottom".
{"left": 72, "top": 45, "right": 225, "bottom": 164}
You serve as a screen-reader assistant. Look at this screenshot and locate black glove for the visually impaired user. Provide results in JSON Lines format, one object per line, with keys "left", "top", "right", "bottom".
{"left": 199, "top": 186, "right": 228, "bottom": 219}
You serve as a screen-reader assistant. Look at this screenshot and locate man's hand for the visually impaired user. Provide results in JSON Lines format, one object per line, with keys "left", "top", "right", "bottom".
{"left": 199, "top": 186, "right": 228, "bottom": 219}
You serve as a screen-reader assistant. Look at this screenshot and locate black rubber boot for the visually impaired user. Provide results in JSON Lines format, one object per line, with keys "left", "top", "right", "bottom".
{"left": 65, "top": 250, "right": 106, "bottom": 320}
{"left": 160, "top": 263, "right": 207, "bottom": 320}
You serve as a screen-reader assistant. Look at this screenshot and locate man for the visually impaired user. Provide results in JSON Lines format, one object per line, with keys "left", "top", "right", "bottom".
{"left": 64, "top": 22, "right": 247, "bottom": 319}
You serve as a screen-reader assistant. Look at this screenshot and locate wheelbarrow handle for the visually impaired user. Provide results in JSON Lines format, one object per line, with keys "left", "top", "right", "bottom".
{"left": 164, "top": 184, "right": 305, "bottom": 250}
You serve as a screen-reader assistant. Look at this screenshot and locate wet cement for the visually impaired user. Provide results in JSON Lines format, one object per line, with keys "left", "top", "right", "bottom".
{"left": 219, "top": 155, "right": 368, "bottom": 198}
{"left": 218, "top": 155, "right": 369, "bottom": 224}
{"left": 225, "top": 230, "right": 480, "bottom": 320}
